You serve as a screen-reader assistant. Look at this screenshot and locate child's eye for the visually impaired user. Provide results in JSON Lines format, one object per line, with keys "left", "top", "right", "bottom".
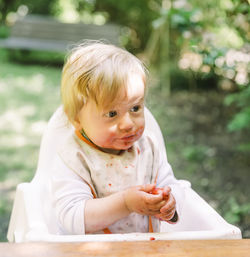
{"left": 130, "top": 105, "right": 140, "bottom": 112}
{"left": 105, "top": 110, "right": 117, "bottom": 118}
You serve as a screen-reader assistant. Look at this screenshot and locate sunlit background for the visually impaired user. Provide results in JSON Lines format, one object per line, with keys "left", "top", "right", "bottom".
{"left": 0, "top": 0, "right": 249, "bottom": 241}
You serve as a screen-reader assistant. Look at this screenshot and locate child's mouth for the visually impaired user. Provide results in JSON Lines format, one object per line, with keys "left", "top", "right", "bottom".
{"left": 121, "top": 134, "right": 136, "bottom": 141}
{"left": 120, "top": 127, "right": 144, "bottom": 142}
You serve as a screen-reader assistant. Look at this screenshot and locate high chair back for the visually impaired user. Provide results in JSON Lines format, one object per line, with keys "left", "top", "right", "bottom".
{"left": 7, "top": 107, "right": 242, "bottom": 242}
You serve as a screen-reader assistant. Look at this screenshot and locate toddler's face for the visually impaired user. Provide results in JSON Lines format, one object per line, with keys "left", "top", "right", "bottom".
{"left": 75, "top": 73, "right": 145, "bottom": 151}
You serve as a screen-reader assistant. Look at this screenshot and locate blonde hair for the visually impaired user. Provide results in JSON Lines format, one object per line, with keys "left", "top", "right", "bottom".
{"left": 61, "top": 41, "right": 147, "bottom": 123}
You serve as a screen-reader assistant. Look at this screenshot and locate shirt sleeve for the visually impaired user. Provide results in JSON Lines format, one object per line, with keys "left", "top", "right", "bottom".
{"left": 156, "top": 153, "right": 185, "bottom": 218}
{"left": 144, "top": 108, "right": 185, "bottom": 217}
{"left": 51, "top": 154, "right": 93, "bottom": 235}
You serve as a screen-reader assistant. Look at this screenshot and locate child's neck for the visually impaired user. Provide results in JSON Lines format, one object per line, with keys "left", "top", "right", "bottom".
{"left": 100, "top": 147, "right": 122, "bottom": 155}
{"left": 79, "top": 129, "right": 123, "bottom": 155}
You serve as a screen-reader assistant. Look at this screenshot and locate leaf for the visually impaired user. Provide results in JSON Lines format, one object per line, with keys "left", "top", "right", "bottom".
{"left": 171, "top": 14, "right": 188, "bottom": 26}
{"left": 224, "top": 94, "right": 237, "bottom": 106}
{"left": 236, "top": 143, "right": 250, "bottom": 152}
{"left": 227, "top": 107, "right": 250, "bottom": 131}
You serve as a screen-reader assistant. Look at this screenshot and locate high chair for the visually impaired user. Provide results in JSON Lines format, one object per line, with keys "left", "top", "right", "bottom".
{"left": 7, "top": 107, "right": 242, "bottom": 242}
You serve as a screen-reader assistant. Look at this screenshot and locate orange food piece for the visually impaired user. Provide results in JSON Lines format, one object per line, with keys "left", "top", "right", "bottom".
{"left": 150, "top": 187, "right": 164, "bottom": 195}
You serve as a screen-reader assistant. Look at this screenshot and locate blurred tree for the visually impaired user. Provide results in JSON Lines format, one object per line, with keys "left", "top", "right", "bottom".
{"left": 187, "top": 0, "right": 250, "bottom": 146}
{"left": 0, "top": 0, "right": 18, "bottom": 24}
{"left": 144, "top": 0, "right": 249, "bottom": 92}
{"left": 225, "top": 84, "right": 250, "bottom": 142}
{"left": 144, "top": 0, "right": 204, "bottom": 94}
{"left": 0, "top": 0, "right": 59, "bottom": 24}
{"left": 86, "top": 0, "right": 161, "bottom": 52}
{"left": 67, "top": 0, "right": 157, "bottom": 50}
{"left": 20, "top": 0, "right": 57, "bottom": 15}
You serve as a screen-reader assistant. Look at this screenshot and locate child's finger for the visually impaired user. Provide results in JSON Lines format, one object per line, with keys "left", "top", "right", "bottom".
{"left": 163, "top": 186, "right": 171, "bottom": 199}
{"left": 160, "top": 194, "right": 176, "bottom": 213}
{"left": 140, "top": 183, "right": 156, "bottom": 193}
{"left": 160, "top": 203, "right": 175, "bottom": 215}
{"left": 148, "top": 200, "right": 166, "bottom": 212}
{"left": 145, "top": 192, "right": 164, "bottom": 205}
{"left": 156, "top": 200, "right": 166, "bottom": 212}
{"left": 164, "top": 209, "right": 176, "bottom": 220}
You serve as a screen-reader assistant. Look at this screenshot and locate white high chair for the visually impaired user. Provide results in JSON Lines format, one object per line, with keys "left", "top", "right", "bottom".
{"left": 7, "top": 107, "right": 242, "bottom": 242}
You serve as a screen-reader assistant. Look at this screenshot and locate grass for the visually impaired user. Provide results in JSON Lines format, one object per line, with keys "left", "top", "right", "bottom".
{"left": 0, "top": 50, "right": 249, "bottom": 241}
{"left": 0, "top": 51, "right": 62, "bottom": 241}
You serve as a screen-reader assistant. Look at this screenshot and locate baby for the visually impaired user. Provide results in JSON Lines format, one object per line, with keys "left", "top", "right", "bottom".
{"left": 51, "top": 41, "right": 180, "bottom": 234}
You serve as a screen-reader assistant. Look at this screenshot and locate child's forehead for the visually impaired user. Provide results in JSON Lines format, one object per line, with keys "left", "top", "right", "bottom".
{"left": 100, "top": 80, "right": 145, "bottom": 111}
{"left": 104, "top": 95, "right": 144, "bottom": 110}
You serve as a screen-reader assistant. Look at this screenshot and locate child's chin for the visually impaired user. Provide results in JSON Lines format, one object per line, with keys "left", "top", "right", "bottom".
{"left": 121, "top": 144, "right": 135, "bottom": 151}
{"left": 100, "top": 143, "right": 133, "bottom": 152}
{"left": 103, "top": 141, "right": 136, "bottom": 151}
{"left": 110, "top": 143, "right": 133, "bottom": 151}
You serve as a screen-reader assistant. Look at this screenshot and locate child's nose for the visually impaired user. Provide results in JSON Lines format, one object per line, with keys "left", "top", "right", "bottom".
{"left": 118, "top": 112, "right": 134, "bottom": 131}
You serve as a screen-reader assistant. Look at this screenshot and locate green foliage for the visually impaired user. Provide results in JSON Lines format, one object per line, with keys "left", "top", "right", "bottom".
{"left": 227, "top": 107, "right": 250, "bottom": 131}
{"left": 0, "top": 25, "right": 9, "bottom": 38}
{"left": 182, "top": 145, "right": 210, "bottom": 162}
{"left": 224, "top": 197, "right": 250, "bottom": 224}
{"left": 0, "top": 0, "right": 59, "bottom": 24}
{"left": 164, "top": 7, "right": 202, "bottom": 30}
{"left": 148, "top": 87, "right": 250, "bottom": 237}
{"left": 7, "top": 49, "right": 65, "bottom": 66}
{"left": 18, "top": 0, "right": 56, "bottom": 15}
{"left": 196, "top": 46, "right": 227, "bottom": 66}
{"left": 0, "top": 0, "right": 18, "bottom": 23}
{"left": 225, "top": 85, "right": 250, "bottom": 131}
{"left": 94, "top": 0, "right": 160, "bottom": 51}
{"left": 148, "top": 0, "right": 250, "bottom": 139}
{"left": 236, "top": 143, "right": 250, "bottom": 152}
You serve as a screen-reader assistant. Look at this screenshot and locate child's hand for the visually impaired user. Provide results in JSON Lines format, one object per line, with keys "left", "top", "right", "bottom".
{"left": 153, "top": 186, "right": 177, "bottom": 223}
{"left": 124, "top": 184, "right": 166, "bottom": 216}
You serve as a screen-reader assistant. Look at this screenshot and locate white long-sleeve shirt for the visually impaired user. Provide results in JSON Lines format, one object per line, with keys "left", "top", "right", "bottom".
{"left": 47, "top": 107, "right": 183, "bottom": 235}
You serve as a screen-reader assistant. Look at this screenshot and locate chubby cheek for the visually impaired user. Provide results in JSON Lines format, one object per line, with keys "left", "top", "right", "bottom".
{"left": 134, "top": 116, "right": 145, "bottom": 139}
{"left": 138, "top": 115, "right": 145, "bottom": 131}
{"left": 93, "top": 121, "right": 145, "bottom": 149}
{"left": 137, "top": 125, "right": 145, "bottom": 137}
{"left": 94, "top": 128, "right": 117, "bottom": 148}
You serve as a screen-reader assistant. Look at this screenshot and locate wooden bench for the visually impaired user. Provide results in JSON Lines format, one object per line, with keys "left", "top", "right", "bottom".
{"left": 0, "top": 14, "right": 121, "bottom": 52}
